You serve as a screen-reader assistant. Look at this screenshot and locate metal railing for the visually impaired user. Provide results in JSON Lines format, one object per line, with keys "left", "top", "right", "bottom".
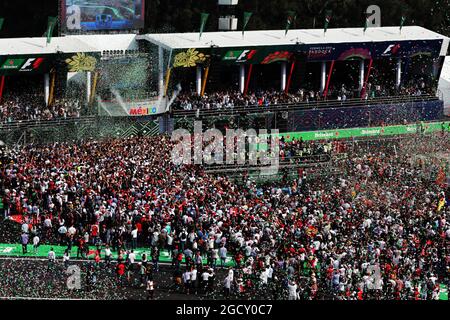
{"left": 171, "top": 94, "right": 438, "bottom": 118}
{"left": 0, "top": 116, "right": 97, "bottom": 131}
{"left": 203, "top": 153, "right": 332, "bottom": 174}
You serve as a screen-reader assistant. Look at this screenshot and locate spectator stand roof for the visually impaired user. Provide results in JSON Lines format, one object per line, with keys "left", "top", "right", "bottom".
{"left": 0, "top": 34, "right": 138, "bottom": 56}
{"left": 137, "top": 26, "right": 449, "bottom": 56}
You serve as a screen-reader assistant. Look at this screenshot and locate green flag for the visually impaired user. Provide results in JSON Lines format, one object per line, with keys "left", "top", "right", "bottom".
{"left": 46, "top": 16, "right": 57, "bottom": 44}
{"left": 285, "top": 11, "right": 297, "bottom": 36}
{"left": 400, "top": 15, "right": 406, "bottom": 32}
{"left": 0, "top": 18, "right": 4, "bottom": 31}
{"left": 242, "top": 12, "right": 253, "bottom": 36}
{"left": 324, "top": 10, "right": 332, "bottom": 34}
{"left": 363, "top": 12, "right": 370, "bottom": 33}
{"left": 199, "top": 13, "right": 209, "bottom": 40}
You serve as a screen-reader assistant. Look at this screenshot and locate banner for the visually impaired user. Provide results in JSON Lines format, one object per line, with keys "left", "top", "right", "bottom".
{"left": 264, "top": 121, "right": 450, "bottom": 142}
{"left": 180, "top": 39, "right": 443, "bottom": 67}
{"left": 0, "top": 52, "right": 100, "bottom": 75}
{"left": 65, "top": 52, "right": 98, "bottom": 72}
{"left": 98, "top": 98, "right": 168, "bottom": 117}
{"left": 0, "top": 56, "right": 49, "bottom": 75}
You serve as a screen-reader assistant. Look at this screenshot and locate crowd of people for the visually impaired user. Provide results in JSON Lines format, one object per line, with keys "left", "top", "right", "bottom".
{"left": 1, "top": 128, "right": 449, "bottom": 300}
{"left": 0, "top": 94, "right": 82, "bottom": 123}
{"left": 172, "top": 83, "right": 430, "bottom": 111}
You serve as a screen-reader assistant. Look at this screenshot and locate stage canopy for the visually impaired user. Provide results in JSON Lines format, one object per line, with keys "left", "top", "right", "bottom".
{"left": 0, "top": 34, "right": 138, "bottom": 75}
{"left": 137, "top": 26, "right": 449, "bottom": 66}
{"left": 0, "top": 34, "right": 138, "bottom": 56}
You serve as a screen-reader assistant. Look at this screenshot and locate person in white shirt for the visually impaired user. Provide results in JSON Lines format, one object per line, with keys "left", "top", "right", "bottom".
{"left": 104, "top": 245, "right": 112, "bottom": 265}
{"left": 21, "top": 223, "right": 29, "bottom": 234}
{"left": 68, "top": 226, "right": 76, "bottom": 236}
{"left": 182, "top": 270, "right": 192, "bottom": 294}
{"left": 63, "top": 249, "right": 70, "bottom": 267}
{"left": 288, "top": 281, "right": 298, "bottom": 300}
{"left": 128, "top": 250, "right": 136, "bottom": 264}
{"left": 219, "top": 245, "right": 228, "bottom": 268}
{"left": 260, "top": 268, "right": 269, "bottom": 285}
{"left": 190, "top": 267, "right": 198, "bottom": 294}
{"left": 47, "top": 248, "right": 56, "bottom": 270}
{"left": 131, "top": 227, "right": 138, "bottom": 249}
{"left": 223, "top": 274, "right": 232, "bottom": 298}
{"left": 167, "top": 233, "right": 174, "bottom": 253}
{"left": 146, "top": 276, "right": 155, "bottom": 300}
{"left": 33, "top": 235, "right": 40, "bottom": 254}
{"left": 201, "top": 270, "right": 212, "bottom": 292}
{"left": 267, "top": 265, "right": 274, "bottom": 281}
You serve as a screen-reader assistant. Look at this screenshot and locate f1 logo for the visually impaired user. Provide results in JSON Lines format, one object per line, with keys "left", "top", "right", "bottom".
{"left": 236, "top": 50, "right": 257, "bottom": 62}
{"left": 383, "top": 44, "right": 395, "bottom": 55}
{"left": 20, "top": 58, "right": 44, "bottom": 71}
{"left": 382, "top": 44, "right": 400, "bottom": 56}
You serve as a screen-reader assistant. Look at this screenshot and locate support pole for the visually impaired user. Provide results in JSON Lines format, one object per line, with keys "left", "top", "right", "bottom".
{"left": 239, "top": 64, "right": 245, "bottom": 93}
{"left": 164, "top": 67, "right": 172, "bottom": 97}
{"left": 89, "top": 72, "right": 99, "bottom": 105}
{"left": 0, "top": 76, "right": 5, "bottom": 103}
{"left": 48, "top": 72, "right": 56, "bottom": 106}
{"left": 158, "top": 46, "right": 164, "bottom": 97}
{"left": 244, "top": 64, "right": 253, "bottom": 96}
{"left": 361, "top": 58, "right": 373, "bottom": 99}
{"left": 196, "top": 65, "right": 202, "bottom": 96}
{"left": 44, "top": 73, "right": 50, "bottom": 106}
{"left": 285, "top": 61, "right": 296, "bottom": 94}
{"left": 86, "top": 71, "right": 92, "bottom": 104}
{"left": 359, "top": 60, "right": 365, "bottom": 91}
{"left": 320, "top": 61, "right": 326, "bottom": 94}
{"left": 323, "top": 60, "right": 335, "bottom": 99}
{"left": 200, "top": 66, "right": 209, "bottom": 97}
{"left": 281, "top": 62, "right": 287, "bottom": 91}
{"left": 396, "top": 58, "right": 402, "bottom": 88}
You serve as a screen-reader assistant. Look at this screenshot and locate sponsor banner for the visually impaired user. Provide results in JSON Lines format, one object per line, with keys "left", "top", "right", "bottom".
{"left": 0, "top": 58, "right": 26, "bottom": 70}
{"left": 0, "top": 56, "right": 48, "bottom": 74}
{"left": 218, "top": 47, "right": 295, "bottom": 65}
{"left": 262, "top": 121, "right": 450, "bottom": 142}
{"left": 0, "top": 53, "right": 100, "bottom": 75}
{"left": 181, "top": 39, "right": 443, "bottom": 66}
{"left": 98, "top": 98, "right": 167, "bottom": 117}
{"left": 304, "top": 40, "right": 443, "bottom": 61}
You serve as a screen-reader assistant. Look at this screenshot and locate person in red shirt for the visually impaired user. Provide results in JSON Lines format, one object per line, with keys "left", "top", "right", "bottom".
{"left": 116, "top": 262, "right": 126, "bottom": 287}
